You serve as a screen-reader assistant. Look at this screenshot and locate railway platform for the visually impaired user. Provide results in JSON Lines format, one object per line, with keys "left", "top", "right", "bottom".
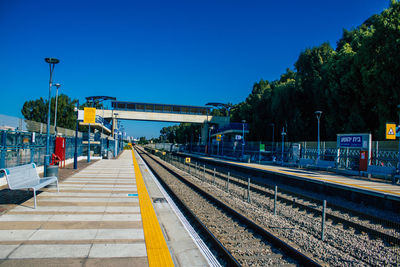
{"left": 178, "top": 152, "right": 400, "bottom": 206}
{"left": 0, "top": 150, "right": 211, "bottom": 266}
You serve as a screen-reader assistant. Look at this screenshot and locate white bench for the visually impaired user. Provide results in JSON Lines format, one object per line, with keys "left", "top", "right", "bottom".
{"left": 1, "top": 163, "right": 59, "bottom": 208}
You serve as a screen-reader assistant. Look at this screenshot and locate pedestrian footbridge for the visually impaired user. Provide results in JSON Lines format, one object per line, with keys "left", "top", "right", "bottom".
{"left": 98, "top": 101, "right": 229, "bottom": 125}
{"left": 96, "top": 101, "right": 230, "bottom": 143}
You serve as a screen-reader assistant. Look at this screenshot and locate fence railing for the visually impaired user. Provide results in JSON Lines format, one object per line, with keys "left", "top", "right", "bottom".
{"left": 152, "top": 140, "right": 399, "bottom": 171}
{"left": 0, "top": 113, "right": 122, "bottom": 168}
{"left": 0, "top": 114, "right": 82, "bottom": 137}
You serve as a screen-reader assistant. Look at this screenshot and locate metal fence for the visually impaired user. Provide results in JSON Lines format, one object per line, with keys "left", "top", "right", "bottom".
{"left": 0, "top": 114, "right": 120, "bottom": 168}
{"left": 0, "top": 114, "right": 82, "bottom": 137}
{"left": 158, "top": 151, "right": 400, "bottom": 252}
{"left": 0, "top": 130, "right": 85, "bottom": 168}
{"left": 156, "top": 139, "right": 399, "bottom": 171}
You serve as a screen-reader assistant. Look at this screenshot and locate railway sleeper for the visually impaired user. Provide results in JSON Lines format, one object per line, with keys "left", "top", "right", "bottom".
{"left": 175, "top": 155, "right": 400, "bottom": 246}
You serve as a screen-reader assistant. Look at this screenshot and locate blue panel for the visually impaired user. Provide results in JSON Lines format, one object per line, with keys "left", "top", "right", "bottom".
{"left": 337, "top": 134, "right": 370, "bottom": 149}
{"left": 128, "top": 193, "right": 138, "bottom": 197}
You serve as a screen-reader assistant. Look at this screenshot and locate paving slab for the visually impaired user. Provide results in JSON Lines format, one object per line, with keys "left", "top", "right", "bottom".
{"left": 0, "top": 151, "right": 149, "bottom": 266}
{"left": 0, "top": 150, "right": 213, "bottom": 266}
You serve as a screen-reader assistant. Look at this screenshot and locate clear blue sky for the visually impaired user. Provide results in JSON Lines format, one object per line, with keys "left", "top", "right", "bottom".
{"left": 0, "top": 0, "right": 389, "bottom": 138}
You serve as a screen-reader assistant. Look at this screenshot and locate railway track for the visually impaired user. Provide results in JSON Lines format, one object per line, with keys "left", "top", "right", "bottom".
{"left": 146, "top": 148, "right": 400, "bottom": 266}
{"left": 170, "top": 153, "right": 400, "bottom": 245}
{"left": 136, "top": 147, "right": 321, "bottom": 266}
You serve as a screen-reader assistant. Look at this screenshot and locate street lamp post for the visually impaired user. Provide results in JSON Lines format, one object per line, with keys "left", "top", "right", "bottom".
{"left": 315, "top": 111, "right": 323, "bottom": 161}
{"left": 74, "top": 100, "right": 79, "bottom": 169}
{"left": 54, "top": 83, "right": 61, "bottom": 135}
{"left": 281, "top": 127, "right": 286, "bottom": 166}
{"left": 242, "top": 120, "right": 246, "bottom": 160}
{"left": 44, "top": 58, "right": 60, "bottom": 176}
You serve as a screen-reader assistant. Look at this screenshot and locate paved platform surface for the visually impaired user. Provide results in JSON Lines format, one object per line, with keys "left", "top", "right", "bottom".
{"left": 182, "top": 153, "right": 400, "bottom": 200}
{"left": 0, "top": 150, "right": 209, "bottom": 266}
{"left": 134, "top": 150, "right": 210, "bottom": 267}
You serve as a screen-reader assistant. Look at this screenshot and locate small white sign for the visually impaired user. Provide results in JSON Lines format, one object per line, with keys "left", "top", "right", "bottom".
{"left": 78, "top": 110, "right": 84, "bottom": 121}
{"left": 235, "top": 135, "right": 242, "bottom": 140}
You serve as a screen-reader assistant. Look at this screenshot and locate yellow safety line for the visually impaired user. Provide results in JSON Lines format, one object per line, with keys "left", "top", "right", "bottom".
{"left": 203, "top": 156, "right": 400, "bottom": 196}
{"left": 131, "top": 149, "right": 174, "bottom": 267}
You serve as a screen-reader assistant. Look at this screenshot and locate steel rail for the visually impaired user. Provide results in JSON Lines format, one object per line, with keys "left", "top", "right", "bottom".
{"left": 169, "top": 152, "right": 400, "bottom": 246}
{"left": 139, "top": 147, "right": 322, "bottom": 267}
{"left": 137, "top": 150, "right": 240, "bottom": 267}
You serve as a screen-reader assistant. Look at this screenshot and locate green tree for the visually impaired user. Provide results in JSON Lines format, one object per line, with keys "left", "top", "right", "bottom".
{"left": 138, "top": 136, "right": 149, "bottom": 145}
{"left": 21, "top": 95, "right": 78, "bottom": 130}
{"left": 21, "top": 98, "right": 48, "bottom": 124}
{"left": 159, "top": 123, "right": 202, "bottom": 144}
{"left": 231, "top": 1, "right": 400, "bottom": 141}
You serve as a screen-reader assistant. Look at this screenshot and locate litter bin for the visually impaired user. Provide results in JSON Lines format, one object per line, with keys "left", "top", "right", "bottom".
{"left": 45, "top": 165, "right": 59, "bottom": 178}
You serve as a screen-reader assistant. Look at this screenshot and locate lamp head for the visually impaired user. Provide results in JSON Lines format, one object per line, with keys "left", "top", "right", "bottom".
{"left": 45, "top": 58, "right": 60, "bottom": 64}
{"left": 315, "top": 110, "right": 323, "bottom": 119}
{"left": 54, "top": 83, "right": 61, "bottom": 89}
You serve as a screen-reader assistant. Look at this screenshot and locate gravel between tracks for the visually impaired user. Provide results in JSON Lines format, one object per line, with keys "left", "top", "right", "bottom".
{"left": 153, "top": 152, "right": 400, "bottom": 266}
{"left": 140, "top": 152, "right": 299, "bottom": 266}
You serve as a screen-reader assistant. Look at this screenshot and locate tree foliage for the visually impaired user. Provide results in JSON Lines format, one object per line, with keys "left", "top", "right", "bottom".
{"left": 21, "top": 94, "right": 78, "bottom": 130}
{"left": 160, "top": 123, "right": 202, "bottom": 143}
{"left": 21, "top": 94, "right": 112, "bottom": 132}
{"left": 231, "top": 2, "right": 400, "bottom": 141}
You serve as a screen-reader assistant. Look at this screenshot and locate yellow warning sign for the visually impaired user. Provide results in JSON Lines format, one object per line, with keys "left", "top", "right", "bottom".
{"left": 386, "top": 123, "right": 396, "bottom": 140}
{"left": 185, "top": 157, "right": 191, "bottom": 163}
{"left": 216, "top": 134, "right": 221, "bottom": 141}
{"left": 83, "top": 107, "right": 96, "bottom": 124}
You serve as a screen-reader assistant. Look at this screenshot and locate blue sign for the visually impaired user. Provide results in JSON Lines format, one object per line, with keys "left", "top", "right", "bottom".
{"left": 128, "top": 193, "right": 138, "bottom": 197}
{"left": 337, "top": 133, "right": 371, "bottom": 149}
{"left": 339, "top": 136, "right": 362, "bottom": 147}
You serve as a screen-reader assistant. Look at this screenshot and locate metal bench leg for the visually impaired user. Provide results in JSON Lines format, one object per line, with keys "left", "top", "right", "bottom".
{"left": 56, "top": 180, "right": 59, "bottom": 193}
{"left": 33, "top": 189, "right": 37, "bottom": 209}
